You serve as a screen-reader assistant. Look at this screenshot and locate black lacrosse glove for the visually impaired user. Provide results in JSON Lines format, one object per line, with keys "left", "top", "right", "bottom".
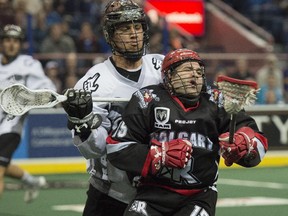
{"left": 62, "top": 89, "right": 102, "bottom": 137}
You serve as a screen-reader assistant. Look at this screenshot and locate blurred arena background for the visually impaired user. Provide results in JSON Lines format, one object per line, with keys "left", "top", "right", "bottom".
{"left": 1, "top": 0, "right": 288, "bottom": 215}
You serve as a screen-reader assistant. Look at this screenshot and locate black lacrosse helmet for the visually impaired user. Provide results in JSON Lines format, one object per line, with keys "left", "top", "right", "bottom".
{"left": 102, "top": 0, "right": 149, "bottom": 60}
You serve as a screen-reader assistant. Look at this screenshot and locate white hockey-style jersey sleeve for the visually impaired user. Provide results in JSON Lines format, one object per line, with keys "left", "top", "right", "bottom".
{"left": 0, "top": 55, "right": 56, "bottom": 91}
{"left": 71, "top": 54, "right": 164, "bottom": 159}
{"left": 0, "top": 55, "right": 56, "bottom": 136}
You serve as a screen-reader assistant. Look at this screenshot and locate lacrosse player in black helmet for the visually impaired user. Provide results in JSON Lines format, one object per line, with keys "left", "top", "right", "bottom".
{"left": 106, "top": 48, "right": 268, "bottom": 216}
{"left": 102, "top": 0, "right": 149, "bottom": 60}
{"left": 0, "top": 24, "right": 55, "bottom": 202}
{"left": 61, "top": 0, "right": 164, "bottom": 215}
{"left": 0, "top": 24, "right": 24, "bottom": 62}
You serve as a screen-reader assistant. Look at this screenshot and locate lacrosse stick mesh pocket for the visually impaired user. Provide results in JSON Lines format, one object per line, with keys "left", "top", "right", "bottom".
{"left": 0, "top": 85, "right": 54, "bottom": 116}
{"left": 216, "top": 76, "right": 258, "bottom": 114}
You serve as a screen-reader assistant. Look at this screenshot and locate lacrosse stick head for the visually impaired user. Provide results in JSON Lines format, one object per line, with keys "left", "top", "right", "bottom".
{"left": 216, "top": 75, "right": 259, "bottom": 114}
{"left": 0, "top": 84, "right": 67, "bottom": 116}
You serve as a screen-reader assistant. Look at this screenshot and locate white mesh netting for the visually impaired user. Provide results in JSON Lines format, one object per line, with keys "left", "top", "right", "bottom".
{"left": 217, "top": 77, "right": 258, "bottom": 114}
{"left": 0, "top": 84, "right": 60, "bottom": 116}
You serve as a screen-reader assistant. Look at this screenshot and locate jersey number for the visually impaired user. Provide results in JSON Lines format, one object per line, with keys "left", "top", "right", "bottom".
{"left": 112, "top": 120, "right": 128, "bottom": 138}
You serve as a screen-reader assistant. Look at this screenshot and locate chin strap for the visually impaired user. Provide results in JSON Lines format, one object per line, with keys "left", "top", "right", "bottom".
{"left": 177, "top": 95, "right": 200, "bottom": 108}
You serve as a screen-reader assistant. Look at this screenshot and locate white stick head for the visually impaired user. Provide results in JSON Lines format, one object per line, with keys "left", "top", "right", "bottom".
{"left": 0, "top": 84, "right": 67, "bottom": 116}
{"left": 216, "top": 75, "right": 259, "bottom": 114}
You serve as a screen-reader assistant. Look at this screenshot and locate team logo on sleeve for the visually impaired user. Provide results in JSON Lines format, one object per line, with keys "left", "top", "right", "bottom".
{"left": 83, "top": 73, "right": 100, "bottom": 92}
{"left": 134, "top": 89, "right": 159, "bottom": 109}
{"left": 152, "top": 57, "right": 162, "bottom": 70}
{"left": 154, "top": 107, "right": 171, "bottom": 129}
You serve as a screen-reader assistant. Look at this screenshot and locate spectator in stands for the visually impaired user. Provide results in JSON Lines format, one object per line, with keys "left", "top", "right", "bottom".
{"left": 149, "top": 30, "right": 163, "bottom": 53}
{"left": 65, "top": 52, "right": 78, "bottom": 75}
{"left": 76, "top": 22, "right": 101, "bottom": 53}
{"left": 76, "top": 21, "right": 102, "bottom": 69}
{"left": 64, "top": 73, "right": 78, "bottom": 89}
{"left": 13, "top": 0, "right": 28, "bottom": 30}
{"left": 256, "top": 73, "right": 284, "bottom": 104}
{"left": 40, "top": 22, "right": 76, "bottom": 54}
{"left": 169, "top": 29, "right": 184, "bottom": 50}
{"left": 230, "top": 57, "right": 255, "bottom": 80}
{"left": 256, "top": 54, "right": 283, "bottom": 91}
{"left": 32, "top": 0, "right": 53, "bottom": 52}
{"left": 0, "top": 0, "right": 15, "bottom": 26}
{"left": 45, "top": 60, "right": 62, "bottom": 92}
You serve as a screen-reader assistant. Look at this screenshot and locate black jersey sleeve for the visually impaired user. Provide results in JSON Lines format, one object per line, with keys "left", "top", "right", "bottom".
{"left": 107, "top": 89, "right": 154, "bottom": 175}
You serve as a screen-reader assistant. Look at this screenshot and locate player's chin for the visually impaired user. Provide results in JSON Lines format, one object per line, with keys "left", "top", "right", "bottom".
{"left": 4, "top": 52, "right": 18, "bottom": 58}
{"left": 176, "top": 87, "right": 199, "bottom": 97}
{"left": 127, "top": 45, "right": 143, "bottom": 51}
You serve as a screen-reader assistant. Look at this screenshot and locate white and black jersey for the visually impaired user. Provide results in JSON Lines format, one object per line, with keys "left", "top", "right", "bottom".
{"left": 72, "top": 54, "right": 164, "bottom": 203}
{"left": 0, "top": 54, "right": 56, "bottom": 136}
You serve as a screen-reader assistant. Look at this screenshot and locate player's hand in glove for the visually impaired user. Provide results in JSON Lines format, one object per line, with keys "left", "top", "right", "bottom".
{"left": 148, "top": 139, "right": 193, "bottom": 175}
{"left": 62, "top": 89, "right": 102, "bottom": 136}
{"left": 219, "top": 127, "right": 258, "bottom": 167}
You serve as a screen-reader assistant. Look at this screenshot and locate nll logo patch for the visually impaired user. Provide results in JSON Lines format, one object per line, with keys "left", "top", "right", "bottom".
{"left": 135, "top": 89, "right": 159, "bottom": 109}
{"left": 129, "top": 200, "right": 148, "bottom": 216}
{"left": 154, "top": 107, "right": 171, "bottom": 129}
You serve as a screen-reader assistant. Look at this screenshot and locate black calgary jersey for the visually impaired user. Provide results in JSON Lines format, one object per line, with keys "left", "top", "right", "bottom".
{"left": 107, "top": 84, "right": 261, "bottom": 191}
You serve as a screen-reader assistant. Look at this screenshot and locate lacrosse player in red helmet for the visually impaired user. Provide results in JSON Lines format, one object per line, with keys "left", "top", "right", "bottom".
{"left": 106, "top": 48, "right": 268, "bottom": 216}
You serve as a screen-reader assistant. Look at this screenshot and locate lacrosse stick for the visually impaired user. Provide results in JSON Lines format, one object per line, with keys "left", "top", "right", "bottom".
{"left": 216, "top": 75, "right": 258, "bottom": 143}
{"left": 0, "top": 84, "right": 130, "bottom": 116}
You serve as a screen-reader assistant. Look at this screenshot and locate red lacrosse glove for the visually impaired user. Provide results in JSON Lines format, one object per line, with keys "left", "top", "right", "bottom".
{"left": 219, "top": 127, "right": 258, "bottom": 166}
{"left": 149, "top": 139, "right": 193, "bottom": 175}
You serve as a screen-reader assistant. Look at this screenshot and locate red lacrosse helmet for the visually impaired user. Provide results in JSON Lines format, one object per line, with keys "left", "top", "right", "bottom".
{"left": 161, "top": 49, "right": 206, "bottom": 96}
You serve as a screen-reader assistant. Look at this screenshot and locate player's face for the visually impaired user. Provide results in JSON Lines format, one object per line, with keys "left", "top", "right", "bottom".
{"left": 1, "top": 38, "right": 21, "bottom": 58}
{"left": 112, "top": 22, "right": 144, "bottom": 53}
{"left": 170, "top": 61, "right": 204, "bottom": 97}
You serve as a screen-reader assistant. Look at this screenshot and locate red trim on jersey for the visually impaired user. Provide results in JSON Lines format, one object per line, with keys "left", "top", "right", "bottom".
{"left": 140, "top": 181, "right": 204, "bottom": 196}
{"left": 141, "top": 153, "right": 152, "bottom": 177}
{"left": 172, "top": 96, "right": 199, "bottom": 112}
{"left": 255, "top": 132, "right": 268, "bottom": 151}
{"left": 106, "top": 135, "right": 119, "bottom": 144}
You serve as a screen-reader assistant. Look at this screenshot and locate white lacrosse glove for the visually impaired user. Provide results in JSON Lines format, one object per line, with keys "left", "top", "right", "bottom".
{"left": 62, "top": 89, "right": 102, "bottom": 136}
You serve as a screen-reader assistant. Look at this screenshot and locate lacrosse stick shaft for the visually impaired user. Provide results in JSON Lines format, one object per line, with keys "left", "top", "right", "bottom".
{"left": 92, "top": 97, "right": 129, "bottom": 102}
{"left": 229, "top": 114, "right": 236, "bottom": 144}
{"left": 0, "top": 84, "right": 130, "bottom": 116}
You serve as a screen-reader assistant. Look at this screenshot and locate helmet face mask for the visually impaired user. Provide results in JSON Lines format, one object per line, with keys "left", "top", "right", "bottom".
{"left": 103, "top": 0, "right": 149, "bottom": 60}
{"left": 162, "top": 49, "right": 207, "bottom": 98}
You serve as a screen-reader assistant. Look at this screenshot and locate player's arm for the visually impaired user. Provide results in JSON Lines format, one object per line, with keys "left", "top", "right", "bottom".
{"left": 218, "top": 111, "right": 268, "bottom": 167}
{"left": 107, "top": 122, "right": 192, "bottom": 177}
{"left": 62, "top": 88, "right": 106, "bottom": 159}
{"left": 107, "top": 91, "right": 192, "bottom": 177}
